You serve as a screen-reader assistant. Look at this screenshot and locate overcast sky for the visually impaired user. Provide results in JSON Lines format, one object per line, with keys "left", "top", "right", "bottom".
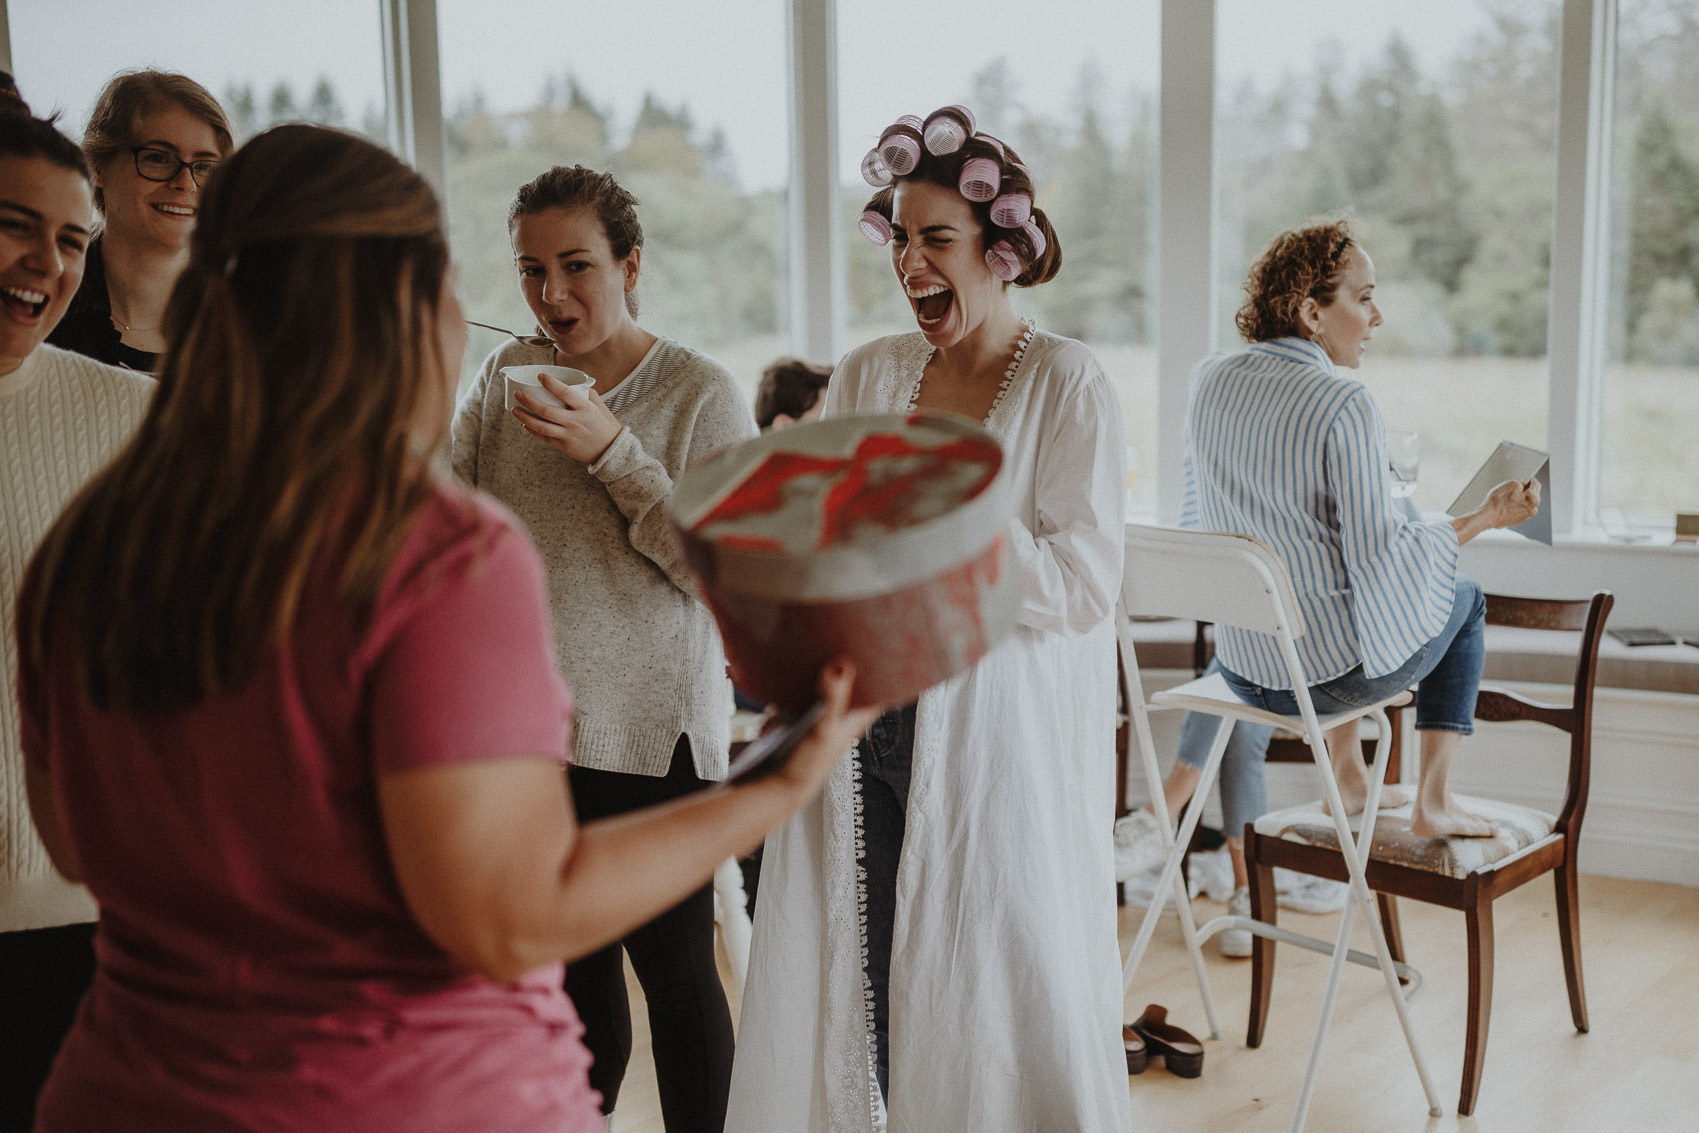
{"left": 12, "top": 0, "right": 1499, "bottom": 191}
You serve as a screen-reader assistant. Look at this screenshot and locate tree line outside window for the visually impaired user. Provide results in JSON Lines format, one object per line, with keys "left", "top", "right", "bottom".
{"left": 21, "top": 0, "right": 1695, "bottom": 524}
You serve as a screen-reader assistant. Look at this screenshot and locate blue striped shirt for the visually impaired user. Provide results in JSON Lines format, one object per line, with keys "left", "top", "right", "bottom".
{"left": 1180, "top": 337, "right": 1459, "bottom": 688}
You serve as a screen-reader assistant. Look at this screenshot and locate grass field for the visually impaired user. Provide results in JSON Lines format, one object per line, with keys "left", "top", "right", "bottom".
{"left": 479, "top": 330, "right": 1696, "bottom": 527}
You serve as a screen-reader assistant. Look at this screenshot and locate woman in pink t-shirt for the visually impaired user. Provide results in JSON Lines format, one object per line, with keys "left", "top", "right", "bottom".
{"left": 16, "top": 124, "right": 874, "bottom": 1133}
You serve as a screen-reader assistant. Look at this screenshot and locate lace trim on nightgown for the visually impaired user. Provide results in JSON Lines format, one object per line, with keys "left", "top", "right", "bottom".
{"left": 826, "top": 746, "right": 882, "bottom": 1133}
{"left": 898, "top": 319, "right": 1037, "bottom": 428}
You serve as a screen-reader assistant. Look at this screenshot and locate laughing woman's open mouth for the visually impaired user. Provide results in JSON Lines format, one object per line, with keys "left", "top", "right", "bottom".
{"left": 907, "top": 284, "right": 953, "bottom": 328}
{"left": 1, "top": 284, "right": 49, "bottom": 323}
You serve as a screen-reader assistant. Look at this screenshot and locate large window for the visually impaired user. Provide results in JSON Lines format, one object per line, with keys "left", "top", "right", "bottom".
{"left": 836, "top": 0, "right": 1160, "bottom": 510}
{"left": 8, "top": 0, "right": 388, "bottom": 142}
{"left": 1215, "top": 0, "right": 1560, "bottom": 517}
{"left": 6, "top": 0, "right": 1695, "bottom": 539}
{"left": 435, "top": 0, "right": 790, "bottom": 397}
{"left": 1601, "top": 0, "right": 1699, "bottom": 525}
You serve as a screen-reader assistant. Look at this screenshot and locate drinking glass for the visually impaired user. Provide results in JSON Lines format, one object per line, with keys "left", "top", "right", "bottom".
{"left": 1387, "top": 431, "right": 1420, "bottom": 499}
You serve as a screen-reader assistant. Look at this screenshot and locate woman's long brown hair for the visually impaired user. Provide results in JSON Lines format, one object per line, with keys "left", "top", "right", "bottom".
{"left": 21, "top": 124, "right": 453, "bottom": 713}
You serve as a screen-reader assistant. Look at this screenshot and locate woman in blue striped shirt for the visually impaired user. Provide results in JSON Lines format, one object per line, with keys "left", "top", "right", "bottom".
{"left": 1181, "top": 218, "right": 1538, "bottom": 841}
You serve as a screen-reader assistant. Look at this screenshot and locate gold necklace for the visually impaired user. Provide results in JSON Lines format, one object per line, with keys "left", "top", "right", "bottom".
{"left": 108, "top": 290, "right": 160, "bottom": 335}
{"left": 111, "top": 312, "right": 160, "bottom": 334}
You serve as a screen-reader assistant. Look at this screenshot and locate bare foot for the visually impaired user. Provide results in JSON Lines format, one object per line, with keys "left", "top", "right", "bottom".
{"left": 1410, "top": 805, "right": 1498, "bottom": 838}
{"left": 1322, "top": 783, "right": 1413, "bottom": 817}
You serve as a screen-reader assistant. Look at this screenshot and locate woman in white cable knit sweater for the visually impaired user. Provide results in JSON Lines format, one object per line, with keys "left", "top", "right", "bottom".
{"left": 450, "top": 166, "right": 753, "bottom": 1133}
{"left": 0, "top": 81, "right": 153, "bottom": 1129}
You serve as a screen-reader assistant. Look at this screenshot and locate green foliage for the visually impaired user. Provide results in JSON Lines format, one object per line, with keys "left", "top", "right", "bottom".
{"left": 230, "top": 4, "right": 1699, "bottom": 372}
{"left": 439, "top": 75, "right": 782, "bottom": 387}
{"left": 220, "top": 77, "right": 373, "bottom": 143}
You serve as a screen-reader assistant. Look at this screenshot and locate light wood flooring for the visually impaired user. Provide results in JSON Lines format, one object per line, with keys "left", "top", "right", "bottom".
{"left": 608, "top": 875, "right": 1699, "bottom": 1132}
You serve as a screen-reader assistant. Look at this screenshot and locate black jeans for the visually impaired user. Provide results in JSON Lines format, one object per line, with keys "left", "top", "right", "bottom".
{"left": 0, "top": 921, "right": 96, "bottom": 1133}
{"left": 563, "top": 737, "right": 733, "bottom": 1133}
{"left": 857, "top": 702, "right": 916, "bottom": 1103}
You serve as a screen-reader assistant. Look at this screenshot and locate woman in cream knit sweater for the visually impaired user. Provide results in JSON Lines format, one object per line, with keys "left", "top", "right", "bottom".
{"left": 451, "top": 165, "right": 753, "bottom": 1133}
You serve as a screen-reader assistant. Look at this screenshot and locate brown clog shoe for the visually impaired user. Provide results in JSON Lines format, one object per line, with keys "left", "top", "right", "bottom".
{"left": 1122, "top": 1023, "right": 1149, "bottom": 1075}
{"left": 1130, "top": 1003, "right": 1204, "bottom": 1078}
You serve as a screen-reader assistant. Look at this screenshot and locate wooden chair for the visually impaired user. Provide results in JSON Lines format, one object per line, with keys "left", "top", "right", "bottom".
{"left": 1244, "top": 590, "right": 1613, "bottom": 1115}
{"left": 1116, "top": 525, "right": 1443, "bottom": 1130}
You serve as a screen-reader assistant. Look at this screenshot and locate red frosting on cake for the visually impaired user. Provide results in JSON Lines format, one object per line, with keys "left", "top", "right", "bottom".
{"left": 691, "top": 430, "right": 999, "bottom": 552}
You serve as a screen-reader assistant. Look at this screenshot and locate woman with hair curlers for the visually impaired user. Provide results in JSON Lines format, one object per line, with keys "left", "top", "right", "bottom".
{"left": 728, "top": 108, "right": 1131, "bottom": 1133}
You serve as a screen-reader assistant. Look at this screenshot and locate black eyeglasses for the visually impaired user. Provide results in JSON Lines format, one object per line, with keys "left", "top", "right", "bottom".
{"left": 130, "top": 146, "right": 220, "bottom": 185}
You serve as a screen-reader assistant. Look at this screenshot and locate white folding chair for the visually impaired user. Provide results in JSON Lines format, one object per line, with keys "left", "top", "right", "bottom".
{"left": 1116, "top": 525, "right": 1443, "bottom": 1130}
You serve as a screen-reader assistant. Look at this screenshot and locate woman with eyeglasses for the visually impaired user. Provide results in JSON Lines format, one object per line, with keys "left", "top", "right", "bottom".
{"left": 47, "top": 70, "right": 231, "bottom": 371}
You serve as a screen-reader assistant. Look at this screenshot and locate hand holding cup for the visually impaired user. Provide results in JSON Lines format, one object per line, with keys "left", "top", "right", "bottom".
{"left": 507, "top": 366, "right": 623, "bottom": 463}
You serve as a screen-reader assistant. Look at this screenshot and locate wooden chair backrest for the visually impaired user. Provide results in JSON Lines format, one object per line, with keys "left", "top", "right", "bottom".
{"left": 1474, "top": 591, "right": 1614, "bottom": 838}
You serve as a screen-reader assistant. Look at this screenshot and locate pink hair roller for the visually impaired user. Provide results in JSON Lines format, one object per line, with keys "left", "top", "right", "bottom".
{"left": 895, "top": 113, "right": 924, "bottom": 132}
{"left": 985, "top": 241, "right": 1022, "bottom": 281}
{"left": 958, "top": 157, "right": 1001, "bottom": 202}
{"left": 1021, "top": 219, "right": 1046, "bottom": 258}
{"left": 861, "top": 149, "right": 893, "bottom": 187}
{"left": 858, "top": 209, "right": 893, "bottom": 246}
{"left": 879, "top": 124, "right": 924, "bottom": 177}
{"left": 922, "top": 105, "right": 977, "bottom": 155}
{"left": 989, "top": 192, "right": 1031, "bottom": 228}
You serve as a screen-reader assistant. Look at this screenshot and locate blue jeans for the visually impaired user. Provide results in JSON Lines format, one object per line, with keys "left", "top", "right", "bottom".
{"left": 1174, "top": 665, "right": 1274, "bottom": 841}
{"left": 858, "top": 702, "right": 916, "bottom": 1102}
{"left": 1221, "top": 576, "right": 1486, "bottom": 735}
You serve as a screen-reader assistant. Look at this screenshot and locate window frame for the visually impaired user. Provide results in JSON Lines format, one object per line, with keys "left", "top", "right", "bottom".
{"left": 0, "top": 0, "right": 1640, "bottom": 538}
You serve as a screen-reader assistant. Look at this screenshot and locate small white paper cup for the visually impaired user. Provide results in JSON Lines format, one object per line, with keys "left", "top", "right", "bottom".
{"left": 503, "top": 365, "right": 593, "bottom": 412}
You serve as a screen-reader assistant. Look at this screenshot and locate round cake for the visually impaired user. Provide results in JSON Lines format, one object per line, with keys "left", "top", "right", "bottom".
{"left": 671, "top": 412, "right": 1016, "bottom": 710}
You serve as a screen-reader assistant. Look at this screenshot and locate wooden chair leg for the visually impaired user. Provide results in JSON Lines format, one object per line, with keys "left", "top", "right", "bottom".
{"left": 1555, "top": 850, "right": 1589, "bottom": 1033}
{"left": 1460, "top": 896, "right": 1496, "bottom": 1116}
{"left": 1245, "top": 841, "right": 1278, "bottom": 1048}
{"left": 1376, "top": 892, "right": 1405, "bottom": 967}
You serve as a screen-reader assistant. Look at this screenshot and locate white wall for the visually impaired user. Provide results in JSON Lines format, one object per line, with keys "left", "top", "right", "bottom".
{"left": 1460, "top": 536, "right": 1699, "bottom": 632}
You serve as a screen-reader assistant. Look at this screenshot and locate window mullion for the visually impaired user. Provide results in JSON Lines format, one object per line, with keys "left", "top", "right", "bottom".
{"left": 787, "top": 0, "right": 842, "bottom": 364}
{"left": 380, "top": 0, "right": 447, "bottom": 193}
{"left": 1547, "top": 0, "right": 1617, "bottom": 536}
{"left": 1156, "top": 0, "right": 1217, "bottom": 524}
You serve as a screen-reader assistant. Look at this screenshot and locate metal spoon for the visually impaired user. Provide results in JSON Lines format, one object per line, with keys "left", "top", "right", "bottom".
{"left": 464, "top": 318, "right": 554, "bottom": 349}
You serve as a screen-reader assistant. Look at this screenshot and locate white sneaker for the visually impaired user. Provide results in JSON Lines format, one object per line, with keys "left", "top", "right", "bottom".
{"left": 1113, "top": 809, "right": 1168, "bottom": 882}
{"left": 1219, "top": 886, "right": 1252, "bottom": 958}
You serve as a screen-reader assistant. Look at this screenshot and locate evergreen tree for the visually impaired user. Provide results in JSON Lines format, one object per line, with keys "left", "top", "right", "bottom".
{"left": 267, "top": 81, "right": 299, "bottom": 128}
{"left": 223, "top": 84, "right": 259, "bottom": 141}
{"left": 1626, "top": 102, "right": 1699, "bottom": 329}
{"left": 1390, "top": 92, "right": 1476, "bottom": 293}
{"left": 305, "top": 78, "right": 345, "bottom": 128}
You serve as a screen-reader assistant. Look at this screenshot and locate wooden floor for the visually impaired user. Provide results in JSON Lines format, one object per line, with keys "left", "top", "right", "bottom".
{"left": 610, "top": 875, "right": 1699, "bottom": 1132}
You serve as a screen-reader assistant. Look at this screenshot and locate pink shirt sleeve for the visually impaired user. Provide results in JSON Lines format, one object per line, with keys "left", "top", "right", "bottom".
{"left": 367, "top": 520, "right": 573, "bottom": 774}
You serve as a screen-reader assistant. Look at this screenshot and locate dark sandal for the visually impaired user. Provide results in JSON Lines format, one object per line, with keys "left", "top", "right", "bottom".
{"left": 1122, "top": 1024, "right": 1148, "bottom": 1075}
{"left": 1130, "top": 1003, "right": 1204, "bottom": 1078}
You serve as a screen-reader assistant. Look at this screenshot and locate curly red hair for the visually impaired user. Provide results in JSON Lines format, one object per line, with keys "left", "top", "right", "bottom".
{"left": 1235, "top": 218, "right": 1355, "bottom": 343}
